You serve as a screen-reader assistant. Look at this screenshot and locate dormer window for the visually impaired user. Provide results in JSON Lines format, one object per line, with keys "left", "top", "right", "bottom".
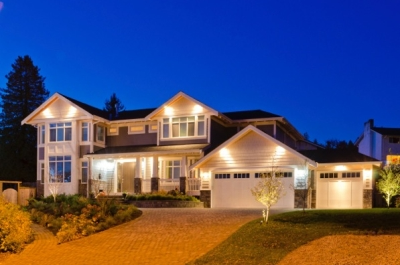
{"left": 162, "top": 115, "right": 205, "bottom": 139}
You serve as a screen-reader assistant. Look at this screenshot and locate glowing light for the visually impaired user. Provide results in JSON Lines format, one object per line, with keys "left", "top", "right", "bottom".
{"left": 193, "top": 104, "right": 203, "bottom": 113}
{"left": 201, "top": 172, "right": 210, "bottom": 180}
{"left": 43, "top": 108, "right": 53, "bottom": 118}
{"left": 335, "top": 165, "right": 347, "bottom": 171}
{"left": 66, "top": 106, "right": 77, "bottom": 118}
{"left": 363, "top": 169, "right": 372, "bottom": 179}
{"left": 165, "top": 106, "right": 173, "bottom": 115}
{"left": 220, "top": 148, "right": 230, "bottom": 157}
{"left": 275, "top": 146, "right": 285, "bottom": 155}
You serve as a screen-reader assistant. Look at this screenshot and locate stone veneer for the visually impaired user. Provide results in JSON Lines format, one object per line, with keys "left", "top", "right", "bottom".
{"left": 151, "top": 177, "right": 160, "bottom": 192}
{"left": 363, "top": 189, "right": 373, "bottom": 208}
{"left": 78, "top": 180, "right": 88, "bottom": 197}
{"left": 180, "top": 176, "right": 186, "bottom": 194}
{"left": 200, "top": 190, "right": 211, "bottom": 208}
{"left": 134, "top": 178, "right": 142, "bottom": 194}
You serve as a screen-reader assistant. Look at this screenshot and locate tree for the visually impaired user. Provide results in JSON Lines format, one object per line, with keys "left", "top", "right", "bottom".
{"left": 0, "top": 55, "right": 49, "bottom": 182}
{"left": 377, "top": 163, "right": 400, "bottom": 208}
{"left": 324, "top": 139, "right": 357, "bottom": 151}
{"left": 251, "top": 155, "right": 286, "bottom": 224}
{"left": 103, "top": 93, "right": 125, "bottom": 119}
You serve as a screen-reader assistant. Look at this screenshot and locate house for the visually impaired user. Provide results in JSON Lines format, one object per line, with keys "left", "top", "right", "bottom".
{"left": 22, "top": 92, "right": 381, "bottom": 209}
{"left": 355, "top": 119, "right": 400, "bottom": 164}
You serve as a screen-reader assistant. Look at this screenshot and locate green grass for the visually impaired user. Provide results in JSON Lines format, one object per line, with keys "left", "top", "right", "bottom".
{"left": 189, "top": 209, "right": 400, "bottom": 265}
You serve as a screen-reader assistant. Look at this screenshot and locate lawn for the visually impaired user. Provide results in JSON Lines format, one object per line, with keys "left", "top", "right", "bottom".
{"left": 189, "top": 209, "right": 400, "bottom": 265}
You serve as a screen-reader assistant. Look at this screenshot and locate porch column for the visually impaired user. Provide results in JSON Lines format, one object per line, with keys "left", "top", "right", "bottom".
{"left": 151, "top": 156, "right": 160, "bottom": 192}
{"left": 134, "top": 156, "right": 142, "bottom": 194}
{"left": 180, "top": 156, "right": 187, "bottom": 194}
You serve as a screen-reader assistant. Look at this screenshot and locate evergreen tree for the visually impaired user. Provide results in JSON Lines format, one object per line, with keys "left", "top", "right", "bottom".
{"left": 103, "top": 93, "right": 125, "bottom": 119}
{"left": 0, "top": 55, "right": 49, "bottom": 182}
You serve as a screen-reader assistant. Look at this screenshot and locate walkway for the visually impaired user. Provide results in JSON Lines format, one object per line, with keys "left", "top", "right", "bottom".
{"left": 1, "top": 208, "right": 285, "bottom": 265}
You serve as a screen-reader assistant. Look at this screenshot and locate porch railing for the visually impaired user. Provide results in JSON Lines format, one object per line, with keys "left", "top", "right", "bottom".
{"left": 187, "top": 178, "right": 201, "bottom": 191}
{"left": 142, "top": 179, "right": 151, "bottom": 193}
{"left": 160, "top": 179, "right": 180, "bottom": 192}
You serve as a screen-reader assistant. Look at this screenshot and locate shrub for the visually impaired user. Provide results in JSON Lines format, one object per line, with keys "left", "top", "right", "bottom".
{"left": 0, "top": 196, "right": 34, "bottom": 252}
{"left": 126, "top": 192, "right": 199, "bottom": 202}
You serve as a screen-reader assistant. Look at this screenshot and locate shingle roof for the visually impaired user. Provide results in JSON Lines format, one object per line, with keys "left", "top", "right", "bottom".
{"left": 112, "top": 108, "right": 156, "bottom": 120}
{"left": 61, "top": 94, "right": 109, "bottom": 119}
{"left": 222, "top": 110, "right": 281, "bottom": 120}
{"left": 372, "top": 127, "right": 400, "bottom": 136}
{"left": 91, "top": 144, "right": 210, "bottom": 155}
{"left": 300, "top": 149, "right": 380, "bottom": 163}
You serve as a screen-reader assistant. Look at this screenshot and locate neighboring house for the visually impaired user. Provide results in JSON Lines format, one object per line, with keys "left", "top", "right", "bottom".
{"left": 22, "top": 92, "right": 381, "bottom": 209}
{"left": 355, "top": 119, "right": 400, "bottom": 164}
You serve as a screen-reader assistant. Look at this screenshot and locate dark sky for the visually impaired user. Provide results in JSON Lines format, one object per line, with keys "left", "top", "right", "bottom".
{"left": 0, "top": 1, "right": 399, "bottom": 143}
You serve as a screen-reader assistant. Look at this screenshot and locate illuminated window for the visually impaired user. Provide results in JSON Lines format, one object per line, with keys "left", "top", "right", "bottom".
{"left": 108, "top": 126, "right": 118, "bottom": 135}
{"left": 215, "top": 173, "right": 230, "bottom": 179}
{"left": 129, "top": 125, "right": 144, "bottom": 134}
{"left": 149, "top": 124, "right": 158, "bottom": 133}
{"left": 255, "top": 172, "right": 292, "bottom": 178}
{"left": 49, "top": 156, "right": 71, "bottom": 183}
{"left": 50, "top": 123, "right": 72, "bottom": 142}
{"left": 165, "top": 160, "right": 181, "bottom": 179}
{"left": 162, "top": 115, "right": 205, "bottom": 139}
{"left": 40, "top": 125, "right": 45, "bottom": 144}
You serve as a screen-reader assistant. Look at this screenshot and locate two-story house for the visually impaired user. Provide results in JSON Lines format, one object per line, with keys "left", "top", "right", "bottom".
{"left": 22, "top": 92, "right": 381, "bottom": 209}
{"left": 356, "top": 119, "right": 400, "bottom": 164}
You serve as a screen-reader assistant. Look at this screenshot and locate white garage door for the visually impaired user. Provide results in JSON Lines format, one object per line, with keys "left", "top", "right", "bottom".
{"left": 317, "top": 173, "right": 363, "bottom": 209}
{"left": 211, "top": 172, "right": 294, "bottom": 208}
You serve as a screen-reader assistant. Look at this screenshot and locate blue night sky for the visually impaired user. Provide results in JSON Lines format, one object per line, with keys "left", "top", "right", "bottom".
{"left": 0, "top": 1, "right": 399, "bottom": 143}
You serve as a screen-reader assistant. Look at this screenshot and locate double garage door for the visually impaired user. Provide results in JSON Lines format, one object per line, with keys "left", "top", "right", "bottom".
{"left": 211, "top": 172, "right": 294, "bottom": 208}
{"left": 317, "top": 175, "right": 363, "bottom": 209}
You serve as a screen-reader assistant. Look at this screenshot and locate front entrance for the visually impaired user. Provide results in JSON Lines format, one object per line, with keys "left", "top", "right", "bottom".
{"left": 117, "top": 162, "right": 136, "bottom": 193}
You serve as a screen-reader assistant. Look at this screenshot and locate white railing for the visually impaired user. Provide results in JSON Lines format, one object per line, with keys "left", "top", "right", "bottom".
{"left": 160, "top": 179, "right": 180, "bottom": 192}
{"left": 142, "top": 179, "right": 151, "bottom": 193}
{"left": 187, "top": 178, "right": 201, "bottom": 191}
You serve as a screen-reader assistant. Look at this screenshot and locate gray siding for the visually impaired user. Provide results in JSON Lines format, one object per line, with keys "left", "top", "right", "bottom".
{"left": 106, "top": 126, "right": 157, "bottom": 147}
{"left": 160, "top": 138, "right": 208, "bottom": 146}
{"left": 256, "top": 125, "right": 274, "bottom": 137}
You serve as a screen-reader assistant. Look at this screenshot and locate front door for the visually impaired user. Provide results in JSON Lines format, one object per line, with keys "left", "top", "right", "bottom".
{"left": 118, "top": 162, "right": 136, "bottom": 193}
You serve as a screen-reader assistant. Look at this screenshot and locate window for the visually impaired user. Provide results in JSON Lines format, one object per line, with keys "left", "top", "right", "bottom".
{"left": 162, "top": 115, "right": 205, "bottom": 139}
{"left": 234, "top": 173, "right": 250, "bottom": 178}
{"left": 215, "top": 173, "right": 230, "bottom": 179}
{"left": 342, "top": 172, "right": 361, "bottom": 178}
{"left": 320, "top": 173, "right": 338, "bottom": 178}
{"left": 129, "top": 125, "right": 144, "bottom": 134}
{"left": 50, "top": 123, "right": 72, "bottom": 142}
{"left": 40, "top": 163, "right": 45, "bottom": 184}
{"left": 165, "top": 160, "right": 181, "bottom": 179}
{"left": 108, "top": 126, "right": 118, "bottom": 136}
{"left": 255, "top": 172, "right": 292, "bottom": 178}
{"left": 149, "top": 124, "right": 158, "bottom": 133}
{"left": 82, "top": 122, "right": 89, "bottom": 141}
{"left": 389, "top": 137, "right": 400, "bottom": 144}
{"left": 40, "top": 125, "right": 45, "bottom": 144}
{"left": 81, "top": 161, "right": 88, "bottom": 183}
{"left": 97, "top": 125, "right": 104, "bottom": 142}
{"left": 49, "top": 156, "right": 71, "bottom": 183}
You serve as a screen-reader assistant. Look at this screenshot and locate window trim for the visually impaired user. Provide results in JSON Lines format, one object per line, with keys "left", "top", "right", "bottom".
{"left": 161, "top": 115, "right": 206, "bottom": 140}
{"left": 49, "top": 155, "right": 72, "bottom": 183}
{"left": 96, "top": 125, "right": 105, "bottom": 143}
{"left": 81, "top": 122, "right": 90, "bottom": 142}
{"left": 108, "top": 126, "right": 119, "bottom": 136}
{"left": 128, "top": 125, "right": 145, "bottom": 135}
{"left": 49, "top": 122, "right": 72, "bottom": 142}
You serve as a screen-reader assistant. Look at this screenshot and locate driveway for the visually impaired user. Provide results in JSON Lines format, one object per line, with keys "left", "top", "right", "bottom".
{"left": 3, "top": 208, "right": 286, "bottom": 265}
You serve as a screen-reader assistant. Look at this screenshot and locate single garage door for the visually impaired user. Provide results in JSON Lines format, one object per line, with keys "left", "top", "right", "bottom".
{"left": 211, "top": 172, "right": 294, "bottom": 208}
{"left": 317, "top": 174, "right": 363, "bottom": 209}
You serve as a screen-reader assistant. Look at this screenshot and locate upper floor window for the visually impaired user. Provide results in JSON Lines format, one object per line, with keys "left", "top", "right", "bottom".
{"left": 82, "top": 122, "right": 89, "bottom": 142}
{"left": 81, "top": 161, "right": 88, "bottom": 183}
{"left": 162, "top": 115, "right": 205, "bottom": 139}
{"left": 50, "top": 123, "right": 72, "bottom": 142}
{"left": 40, "top": 125, "right": 45, "bottom": 144}
{"left": 389, "top": 137, "right": 400, "bottom": 144}
{"left": 97, "top": 125, "right": 105, "bottom": 142}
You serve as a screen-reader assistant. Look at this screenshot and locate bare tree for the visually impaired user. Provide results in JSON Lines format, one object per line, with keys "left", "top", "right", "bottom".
{"left": 251, "top": 155, "right": 286, "bottom": 224}
{"left": 47, "top": 173, "right": 62, "bottom": 203}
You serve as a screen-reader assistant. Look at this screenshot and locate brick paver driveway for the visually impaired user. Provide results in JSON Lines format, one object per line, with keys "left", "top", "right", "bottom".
{"left": 3, "top": 208, "right": 287, "bottom": 265}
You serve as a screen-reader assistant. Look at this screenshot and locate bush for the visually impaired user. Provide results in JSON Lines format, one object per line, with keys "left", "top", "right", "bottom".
{"left": 27, "top": 195, "right": 142, "bottom": 244}
{"left": 126, "top": 191, "right": 199, "bottom": 202}
{"left": 0, "top": 196, "right": 34, "bottom": 252}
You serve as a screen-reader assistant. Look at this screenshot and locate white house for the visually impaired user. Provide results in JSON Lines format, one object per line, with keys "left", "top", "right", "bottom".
{"left": 22, "top": 92, "right": 381, "bottom": 209}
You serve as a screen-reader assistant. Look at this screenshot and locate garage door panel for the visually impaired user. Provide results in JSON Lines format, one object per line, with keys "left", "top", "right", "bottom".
{"left": 317, "top": 179, "right": 363, "bottom": 209}
{"left": 212, "top": 174, "right": 294, "bottom": 208}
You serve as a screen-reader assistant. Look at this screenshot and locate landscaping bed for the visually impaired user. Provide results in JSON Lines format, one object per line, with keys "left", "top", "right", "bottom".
{"left": 128, "top": 200, "right": 204, "bottom": 208}
{"left": 124, "top": 191, "right": 202, "bottom": 208}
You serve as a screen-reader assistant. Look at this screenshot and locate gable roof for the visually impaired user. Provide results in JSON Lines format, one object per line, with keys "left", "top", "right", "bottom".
{"left": 144, "top": 91, "right": 219, "bottom": 119}
{"left": 191, "top": 125, "right": 316, "bottom": 169}
{"left": 299, "top": 149, "right": 380, "bottom": 163}
{"left": 222, "top": 110, "right": 281, "bottom": 120}
{"left": 372, "top": 127, "right": 400, "bottom": 136}
{"left": 60, "top": 93, "right": 108, "bottom": 119}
